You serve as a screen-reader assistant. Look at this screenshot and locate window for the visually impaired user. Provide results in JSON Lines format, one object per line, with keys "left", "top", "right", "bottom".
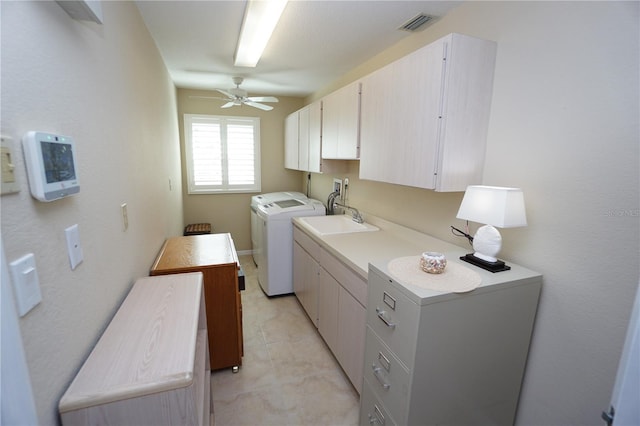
{"left": 184, "top": 114, "right": 261, "bottom": 194}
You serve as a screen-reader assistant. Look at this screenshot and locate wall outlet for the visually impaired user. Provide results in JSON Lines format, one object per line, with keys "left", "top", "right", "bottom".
{"left": 333, "top": 178, "right": 343, "bottom": 195}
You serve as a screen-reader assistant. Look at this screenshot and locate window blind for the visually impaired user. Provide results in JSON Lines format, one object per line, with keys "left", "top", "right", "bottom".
{"left": 184, "top": 114, "right": 261, "bottom": 193}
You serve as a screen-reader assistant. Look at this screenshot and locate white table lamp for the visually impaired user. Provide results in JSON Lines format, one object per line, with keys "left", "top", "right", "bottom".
{"left": 456, "top": 186, "right": 527, "bottom": 272}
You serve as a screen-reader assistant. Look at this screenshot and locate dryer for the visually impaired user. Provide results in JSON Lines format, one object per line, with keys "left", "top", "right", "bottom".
{"left": 256, "top": 198, "right": 325, "bottom": 296}
{"left": 250, "top": 192, "right": 307, "bottom": 266}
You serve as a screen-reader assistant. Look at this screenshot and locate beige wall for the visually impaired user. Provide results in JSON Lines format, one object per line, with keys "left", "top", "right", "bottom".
{"left": 0, "top": 2, "right": 183, "bottom": 423}
{"left": 177, "top": 89, "right": 304, "bottom": 251}
{"left": 303, "top": 2, "right": 639, "bottom": 425}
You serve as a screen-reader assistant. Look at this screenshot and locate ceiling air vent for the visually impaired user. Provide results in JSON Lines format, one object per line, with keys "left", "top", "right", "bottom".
{"left": 398, "top": 13, "right": 437, "bottom": 32}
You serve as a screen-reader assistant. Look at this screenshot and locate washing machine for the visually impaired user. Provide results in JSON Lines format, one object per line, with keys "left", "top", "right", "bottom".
{"left": 256, "top": 198, "right": 325, "bottom": 296}
{"left": 251, "top": 192, "right": 307, "bottom": 266}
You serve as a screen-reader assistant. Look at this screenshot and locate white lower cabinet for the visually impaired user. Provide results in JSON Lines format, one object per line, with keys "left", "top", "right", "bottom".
{"left": 293, "top": 226, "right": 366, "bottom": 393}
{"left": 293, "top": 235, "right": 320, "bottom": 327}
{"left": 360, "top": 263, "right": 542, "bottom": 426}
{"left": 59, "top": 273, "right": 211, "bottom": 425}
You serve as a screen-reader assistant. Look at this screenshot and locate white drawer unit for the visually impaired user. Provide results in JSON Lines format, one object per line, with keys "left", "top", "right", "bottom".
{"left": 360, "top": 261, "right": 542, "bottom": 425}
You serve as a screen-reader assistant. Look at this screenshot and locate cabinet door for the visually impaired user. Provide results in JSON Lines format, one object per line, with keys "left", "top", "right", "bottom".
{"left": 435, "top": 33, "right": 497, "bottom": 191}
{"left": 284, "top": 112, "right": 299, "bottom": 170}
{"left": 337, "top": 287, "right": 366, "bottom": 393}
{"left": 322, "top": 82, "right": 360, "bottom": 159}
{"left": 318, "top": 267, "right": 340, "bottom": 354}
{"left": 303, "top": 253, "right": 320, "bottom": 328}
{"left": 294, "top": 241, "right": 320, "bottom": 327}
{"left": 308, "top": 101, "right": 322, "bottom": 173}
{"left": 359, "top": 39, "right": 444, "bottom": 189}
{"left": 298, "top": 106, "right": 310, "bottom": 171}
{"left": 293, "top": 241, "right": 305, "bottom": 301}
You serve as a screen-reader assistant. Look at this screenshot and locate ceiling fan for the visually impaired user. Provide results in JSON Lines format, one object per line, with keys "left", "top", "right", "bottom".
{"left": 192, "top": 77, "right": 279, "bottom": 111}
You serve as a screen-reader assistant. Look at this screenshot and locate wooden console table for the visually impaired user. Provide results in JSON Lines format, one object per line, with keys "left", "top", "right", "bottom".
{"left": 150, "top": 233, "right": 243, "bottom": 371}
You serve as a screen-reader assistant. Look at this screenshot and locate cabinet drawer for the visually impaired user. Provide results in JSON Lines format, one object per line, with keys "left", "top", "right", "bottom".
{"left": 367, "top": 268, "right": 419, "bottom": 369}
{"left": 363, "top": 327, "right": 410, "bottom": 424}
{"left": 293, "top": 226, "right": 321, "bottom": 259}
{"left": 320, "top": 248, "right": 367, "bottom": 306}
{"left": 359, "top": 381, "right": 397, "bottom": 426}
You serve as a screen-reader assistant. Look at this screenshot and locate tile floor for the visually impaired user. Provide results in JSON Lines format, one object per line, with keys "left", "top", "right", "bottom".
{"left": 211, "top": 255, "right": 361, "bottom": 426}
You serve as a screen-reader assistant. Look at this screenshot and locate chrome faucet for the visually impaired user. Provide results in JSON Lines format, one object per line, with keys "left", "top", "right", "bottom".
{"left": 333, "top": 202, "right": 364, "bottom": 223}
{"left": 327, "top": 191, "right": 341, "bottom": 215}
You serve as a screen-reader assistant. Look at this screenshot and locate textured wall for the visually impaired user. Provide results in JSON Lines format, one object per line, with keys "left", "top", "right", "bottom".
{"left": 0, "top": 2, "right": 183, "bottom": 423}
{"left": 303, "top": 2, "right": 640, "bottom": 425}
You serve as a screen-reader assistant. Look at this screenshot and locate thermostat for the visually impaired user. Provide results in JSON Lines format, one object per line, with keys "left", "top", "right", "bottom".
{"left": 22, "top": 131, "right": 80, "bottom": 202}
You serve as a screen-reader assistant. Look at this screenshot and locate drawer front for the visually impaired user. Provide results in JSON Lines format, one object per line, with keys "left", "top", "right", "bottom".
{"left": 320, "top": 248, "right": 367, "bottom": 306}
{"left": 359, "top": 382, "right": 398, "bottom": 426}
{"left": 363, "top": 327, "right": 410, "bottom": 424}
{"left": 293, "top": 226, "right": 321, "bottom": 259}
{"left": 367, "top": 268, "right": 419, "bottom": 369}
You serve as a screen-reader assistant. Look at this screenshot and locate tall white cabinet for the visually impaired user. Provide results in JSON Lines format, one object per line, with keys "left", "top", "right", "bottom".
{"left": 359, "top": 33, "right": 497, "bottom": 192}
{"left": 360, "top": 262, "right": 542, "bottom": 426}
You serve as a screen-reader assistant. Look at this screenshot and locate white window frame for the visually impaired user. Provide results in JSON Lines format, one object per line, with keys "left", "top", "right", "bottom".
{"left": 184, "top": 114, "right": 261, "bottom": 194}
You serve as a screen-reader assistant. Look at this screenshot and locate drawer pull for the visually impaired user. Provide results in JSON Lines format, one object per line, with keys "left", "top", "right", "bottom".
{"left": 368, "top": 404, "right": 386, "bottom": 425}
{"left": 372, "top": 364, "right": 391, "bottom": 390}
{"left": 377, "top": 351, "right": 391, "bottom": 372}
{"left": 376, "top": 307, "right": 396, "bottom": 329}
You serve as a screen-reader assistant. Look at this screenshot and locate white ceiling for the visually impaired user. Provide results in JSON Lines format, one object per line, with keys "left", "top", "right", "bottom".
{"left": 135, "top": 1, "right": 461, "bottom": 98}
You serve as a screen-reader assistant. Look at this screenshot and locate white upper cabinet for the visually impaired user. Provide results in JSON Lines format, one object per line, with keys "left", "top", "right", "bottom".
{"left": 284, "top": 101, "right": 322, "bottom": 172}
{"left": 359, "top": 33, "right": 497, "bottom": 192}
{"left": 284, "top": 111, "right": 299, "bottom": 170}
{"left": 321, "top": 81, "right": 361, "bottom": 160}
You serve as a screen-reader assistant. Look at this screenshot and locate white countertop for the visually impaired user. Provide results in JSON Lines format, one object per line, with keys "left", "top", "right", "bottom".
{"left": 293, "top": 214, "right": 542, "bottom": 305}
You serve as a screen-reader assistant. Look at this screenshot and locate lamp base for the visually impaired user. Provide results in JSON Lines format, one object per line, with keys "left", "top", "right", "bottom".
{"left": 460, "top": 253, "right": 511, "bottom": 273}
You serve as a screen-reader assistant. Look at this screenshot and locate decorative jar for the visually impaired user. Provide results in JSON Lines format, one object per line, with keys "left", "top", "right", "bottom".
{"left": 420, "top": 252, "right": 447, "bottom": 274}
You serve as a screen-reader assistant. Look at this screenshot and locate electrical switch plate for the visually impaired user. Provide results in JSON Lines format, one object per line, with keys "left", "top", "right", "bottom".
{"left": 65, "top": 224, "right": 84, "bottom": 270}
{"left": 9, "top": 253, "right": 42, "bottom": 317}
{"left": 1, "top": 134, "right": 20, "bottom": 195}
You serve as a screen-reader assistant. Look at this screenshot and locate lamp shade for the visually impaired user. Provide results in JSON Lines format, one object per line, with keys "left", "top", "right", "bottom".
{"left": 456, "top": 186, "right": 527, "bottom": 228}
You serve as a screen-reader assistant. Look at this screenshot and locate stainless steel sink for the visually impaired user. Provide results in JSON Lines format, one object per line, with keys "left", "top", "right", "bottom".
{"left": 299, "top": 215, "right": 379, "bottom": 235}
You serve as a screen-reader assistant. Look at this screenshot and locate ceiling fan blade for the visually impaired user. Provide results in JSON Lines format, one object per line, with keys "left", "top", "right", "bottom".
{"left": 190, "top": 95, "right": 228, "bottom": 101}
{"left": 215, "top": 88, "right": 235, "bottom": 98}
{"left": 221, "top": 101, "right": 236, "bottom": 108}
{"left": 244, "top": 101, "right": 273, "bottom": 111}
{"left": 246, "top": 96, "right": 279, "bottom": 103}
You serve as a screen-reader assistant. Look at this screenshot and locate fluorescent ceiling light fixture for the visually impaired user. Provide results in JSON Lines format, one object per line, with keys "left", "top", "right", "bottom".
{"left": 234, "top": 0, "right": 288, "bottom": 67}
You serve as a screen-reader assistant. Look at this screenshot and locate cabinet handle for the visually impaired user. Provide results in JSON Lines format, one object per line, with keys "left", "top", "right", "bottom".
{"left": 377, "top": 351, "right": 391, "bottom": 372}
{"left": 376, "top": 307, "right": 396, "bottom": 329}
{"left": 368, "top": 405, "right": 386, "bottom": 425}
{"left": 372, "top": 364, "right": 391, "bottom": 390}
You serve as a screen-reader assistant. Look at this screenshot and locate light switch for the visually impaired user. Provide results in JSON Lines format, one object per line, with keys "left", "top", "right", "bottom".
{"left": 9, "top": 253, "right": 42, "bottom": 317}
{"left": 65, "top": 224, "right": 84, "bottom": 270}
{"left": 1, "top": 134, "right": 20, "bottom": 195}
